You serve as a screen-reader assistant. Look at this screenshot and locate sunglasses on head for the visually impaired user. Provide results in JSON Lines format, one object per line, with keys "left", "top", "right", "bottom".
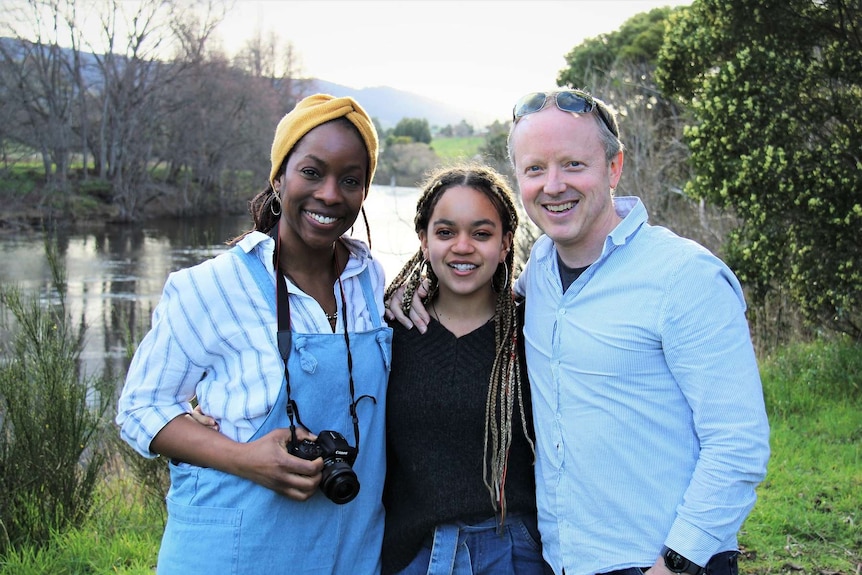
{"left": 512, "top": 90, "right": 618, "bottom": 137}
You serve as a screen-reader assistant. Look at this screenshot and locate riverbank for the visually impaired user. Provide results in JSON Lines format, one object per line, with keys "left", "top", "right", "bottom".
{"left": 0, "top": 181, "right": 247, "bottom": 236}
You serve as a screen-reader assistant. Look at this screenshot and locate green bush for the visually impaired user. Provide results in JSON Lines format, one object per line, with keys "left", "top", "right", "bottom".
{"left": 0, "top": 244, "right": 114, "bottom": 554}
{"left": 760, "top": 336, "right": 862, "bottom": 419}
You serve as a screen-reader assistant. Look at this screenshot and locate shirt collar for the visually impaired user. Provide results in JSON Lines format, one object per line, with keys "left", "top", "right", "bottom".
{"left": 236, "top": 230, "right": 372, "bottom": 277}
{"left": 531, "top": 195, "right": 650, "bottom": 268}
{"left": 607, "top": 196, "right": 648, "bottom": 248}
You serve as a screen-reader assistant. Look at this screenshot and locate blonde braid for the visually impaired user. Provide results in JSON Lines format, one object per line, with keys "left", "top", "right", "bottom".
{"left": 385, "top": 252, "right": 423, "bottom": 315}
{"left": 482, "top": 241, "right": 535, "bottom": 524}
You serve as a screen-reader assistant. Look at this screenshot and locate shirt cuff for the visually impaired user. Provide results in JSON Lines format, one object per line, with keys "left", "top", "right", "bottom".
{"left": 665, "top": 518, "right": 722, "bottom": 568}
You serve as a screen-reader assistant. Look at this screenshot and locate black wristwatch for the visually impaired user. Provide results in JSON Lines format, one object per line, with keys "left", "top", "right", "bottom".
{"left": 662, "top": 546, "right": 704, "bottom": 575}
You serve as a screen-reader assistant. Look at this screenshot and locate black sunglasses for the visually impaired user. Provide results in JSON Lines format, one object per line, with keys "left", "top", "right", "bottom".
{"left": 512, "top": 90, "right": 618, "bottom": 137}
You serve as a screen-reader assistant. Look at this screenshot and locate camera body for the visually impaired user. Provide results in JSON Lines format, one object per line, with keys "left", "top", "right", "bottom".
{"left": 288, "top": 430, "right": 360, "bottom": 504}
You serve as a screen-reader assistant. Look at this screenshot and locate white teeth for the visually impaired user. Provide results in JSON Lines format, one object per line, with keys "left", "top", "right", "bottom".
{"left": 450, "top": 263, "right": 477, "bottom": 271}
{"left": 307, "top": 211, "right": 338, "bottom": 224}
{"left": 546, "top": 201, "right": 575, "bottom": 213}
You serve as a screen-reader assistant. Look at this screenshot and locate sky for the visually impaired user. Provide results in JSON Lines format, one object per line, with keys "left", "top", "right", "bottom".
{"left": 216, "top": 0, "right": 692, "bottom": 123}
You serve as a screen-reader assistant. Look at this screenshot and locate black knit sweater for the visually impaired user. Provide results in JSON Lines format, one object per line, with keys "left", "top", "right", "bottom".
{"left": 381, "top": 317, "right": 538, "bottom": 575}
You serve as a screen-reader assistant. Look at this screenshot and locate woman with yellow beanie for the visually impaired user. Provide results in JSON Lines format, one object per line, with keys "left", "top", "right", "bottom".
{"left": 117, "top": 94, "right": 392, "bottom": 574}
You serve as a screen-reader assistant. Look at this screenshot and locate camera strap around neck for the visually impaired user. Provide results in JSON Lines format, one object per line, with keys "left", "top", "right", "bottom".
{"left": 270, "top": 224, "right": 370, "bottom": 455}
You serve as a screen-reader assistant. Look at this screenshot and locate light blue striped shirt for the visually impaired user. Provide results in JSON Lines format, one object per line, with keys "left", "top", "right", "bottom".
{"left": 515, "top": 197, "right": 770, "bottom": 575}
{"left": 117, "top": 231, "right": 387, "bottom": 457}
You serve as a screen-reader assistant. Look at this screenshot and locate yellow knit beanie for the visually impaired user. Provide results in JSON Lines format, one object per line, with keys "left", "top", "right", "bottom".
{"left": 269, "top": 93, "right": 379, "bottom": 193}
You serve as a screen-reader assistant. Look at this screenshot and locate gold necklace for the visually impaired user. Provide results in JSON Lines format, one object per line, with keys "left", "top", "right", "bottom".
{"left": 281, "top": 244, "right": 340, "bottom": 325}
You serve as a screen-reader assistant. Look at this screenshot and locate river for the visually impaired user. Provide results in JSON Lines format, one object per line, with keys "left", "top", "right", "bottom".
{"left": 0, "top": 185, "right": 421, "bottom": 381}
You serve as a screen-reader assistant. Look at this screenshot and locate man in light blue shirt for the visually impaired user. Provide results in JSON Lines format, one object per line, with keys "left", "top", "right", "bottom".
{"left": 390, "top": 89, "right": 770, "bottom": 575}
{"left": 507, "top": 91, "right": 770, "bottom": 575}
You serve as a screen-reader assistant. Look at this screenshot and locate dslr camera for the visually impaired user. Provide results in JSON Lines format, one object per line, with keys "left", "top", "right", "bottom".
{"left": 288, "top": 430, "right": 360, "bottom": 504}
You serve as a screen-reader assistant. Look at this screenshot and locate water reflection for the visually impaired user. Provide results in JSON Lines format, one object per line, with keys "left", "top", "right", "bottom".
{"left": 0, "top": 185, "right": 420, "bottom": 381}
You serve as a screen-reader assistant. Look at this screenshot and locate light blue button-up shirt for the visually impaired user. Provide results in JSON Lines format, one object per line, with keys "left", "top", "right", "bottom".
{"left": 515, "top": 197, "right": 770, "bottom": 575}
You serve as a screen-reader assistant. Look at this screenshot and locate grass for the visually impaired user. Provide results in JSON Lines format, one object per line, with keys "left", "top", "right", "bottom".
{"left": 739, "top": 337, "right": 861, "bottom": 574}
{"left": 0, "top": 468, "right": 164, "bottom": 575}
{"left": 0, "top": 336, "right": 858, "bottom": 573}
{"left": 430, "top": 136, "right": 484, "bottom": 162}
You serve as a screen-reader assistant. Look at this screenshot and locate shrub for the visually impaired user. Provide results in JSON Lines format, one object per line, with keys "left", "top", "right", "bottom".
{"left": 760, "top": 336, "right": 862, "bottom": 419}
{"left": 0, "top": 243, "right": 114, "bottom": 553}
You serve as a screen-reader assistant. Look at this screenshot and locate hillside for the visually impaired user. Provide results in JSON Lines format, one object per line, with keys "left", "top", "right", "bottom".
{"left": 0, "top": 37, "right": 496, "bottom": 131}
{"left": 307, "top": 79, "right": 498, "bottom": 130}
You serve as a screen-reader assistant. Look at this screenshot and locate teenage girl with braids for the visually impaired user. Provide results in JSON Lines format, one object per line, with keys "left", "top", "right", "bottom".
{"left": 382, "top": 163, "right": 552, "bottom": 575}
{"left": 117, "top": 94, "right": 392, "bottom": 574}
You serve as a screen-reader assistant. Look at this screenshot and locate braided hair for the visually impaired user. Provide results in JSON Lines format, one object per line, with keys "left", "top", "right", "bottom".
{"left": 384, "top": 162, "right": 535, "bottom": 523}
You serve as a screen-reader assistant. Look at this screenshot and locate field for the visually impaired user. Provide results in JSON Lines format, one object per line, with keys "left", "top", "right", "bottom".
{"left": 430, "top": 136, "right": 485, "bottom": 162}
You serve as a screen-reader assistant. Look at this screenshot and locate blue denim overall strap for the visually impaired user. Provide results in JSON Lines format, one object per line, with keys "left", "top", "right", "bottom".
{"left": 230, "top": 245, "right": 276, "bottom": 315}
{"left": 402, "top": 514, "right": 549, "bottom": 575}
{"left": 157, "top": 246, "right": 392, "bottom": 575}
{"left": 427, "top": 524, "right": 468, "bottom": 575}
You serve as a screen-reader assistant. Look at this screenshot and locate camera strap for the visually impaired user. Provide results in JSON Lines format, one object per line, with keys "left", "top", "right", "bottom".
{"left": 271, "top": 223, "right": 371, "bottom": 455}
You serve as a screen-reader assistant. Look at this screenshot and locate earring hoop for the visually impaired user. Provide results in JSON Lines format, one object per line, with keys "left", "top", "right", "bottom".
{"left": 493, "top": 261, "right": 509, "bottom": 293}
{"left": 270, "top": 191, "right": 282, "bottom": 216}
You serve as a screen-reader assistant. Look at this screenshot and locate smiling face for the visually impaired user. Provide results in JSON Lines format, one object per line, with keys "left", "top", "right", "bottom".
{"left": 509, "top": 106, "right": 624, "bottom": 267}
{"left": 419, "top": 185, "right": 512, "bottom": 303}
{"left": 274, "top": 119, "right": 368, "bottom": 256}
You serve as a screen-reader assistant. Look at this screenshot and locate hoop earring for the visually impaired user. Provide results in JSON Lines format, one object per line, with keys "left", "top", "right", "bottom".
{"left": 493, "top": 261, "right": 509, "bottom": 293}
{"left": 425, "top": 261, "right": 439, "bottom": 301}
{"left": 270, "top": 191, "right": 282, "bottom": 216}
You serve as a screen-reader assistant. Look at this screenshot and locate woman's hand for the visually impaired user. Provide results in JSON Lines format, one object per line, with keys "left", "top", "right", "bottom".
{"left": 384, "top": 280, "right": 431, "bottom": 333}
{"left": 236, "top": 426, "right": 323, "bottom": 501}
{"left": 152, "top": 414, "right": 323, "bottom": 501}
{"left": 190, "top": 404, "right": 219, "bottom": 431}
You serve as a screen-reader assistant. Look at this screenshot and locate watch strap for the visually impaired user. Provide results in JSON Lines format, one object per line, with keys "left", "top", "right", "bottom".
{"left": 661, "top": 546, "right": 705, "bottom": 575}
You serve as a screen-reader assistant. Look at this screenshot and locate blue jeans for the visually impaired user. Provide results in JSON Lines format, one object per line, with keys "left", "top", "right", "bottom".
{"left": 395, "top": 513, "right": 553, "bottom": 575}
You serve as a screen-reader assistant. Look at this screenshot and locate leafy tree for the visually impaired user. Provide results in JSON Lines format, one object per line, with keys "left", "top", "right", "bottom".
{"left": 657, "top": 0, "right": 862, "bottom": 337}
{"left": 478, "top": 119, "right": 511, "bottom": 177}
{"left": 557, "top": 7, "right": 679, "bottom": 88}
{"left": 392, "top": 117, "right": 432, "bottom": 144}
{"left": 376, "top": 139, "right": 439, "bottom": 187}
{"left": 453, "top": 119, "right": 474, "bottom": 138}
{"left": 554, "top": 5, "right": 737, "bottom": 258}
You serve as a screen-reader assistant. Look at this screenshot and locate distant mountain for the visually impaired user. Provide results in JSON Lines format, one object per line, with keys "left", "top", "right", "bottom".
{"left": 307, "top": 79, "right": 496, "bottom": 130}
{"left": 0, "top": 37, "right": 491, "bottom": 130}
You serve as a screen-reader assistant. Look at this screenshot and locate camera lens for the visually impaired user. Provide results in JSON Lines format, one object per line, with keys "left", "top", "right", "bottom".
{"left": 321, "top": 463, "right": 360, "bottom": 504}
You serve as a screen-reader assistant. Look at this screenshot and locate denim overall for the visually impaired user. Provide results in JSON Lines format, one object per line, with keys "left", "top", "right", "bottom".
{"left": 157, "top": 246, "right": 392, "bottom": 575}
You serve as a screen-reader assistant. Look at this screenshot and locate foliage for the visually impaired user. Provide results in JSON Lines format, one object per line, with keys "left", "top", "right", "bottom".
{"left": 0, "top": 241, "right": 114, "bottom": 554}
{"left": 110, "top": 302, "right": 171, "bottom": 510}
{"left": 390, "top": 117, "right": 432, "bottom": 144}
{"left": 657, "top": 0, "right": 862, "bottom": 337}
{"left": 557, "top": 6, "right": 682, "bottom": 88}
{"left": 436, "top": 120, "right": 475, "bottom": 138}
{"left": 554, "top": 3, "right": 740, "bottom": 264}
{"left": 760, "top": 335, "right": 862, "bottom": 419}
{"left": 478, "top": 120, "right": 511, "bottom": 175}
{"left": 0, "top": 0, "right": 303, "bottom": 222}
{"left": 0, "top": 471, "right": 164, "bottom": 574}
{"left": 375, "top": 141, "right": 440, "bottom": 187}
